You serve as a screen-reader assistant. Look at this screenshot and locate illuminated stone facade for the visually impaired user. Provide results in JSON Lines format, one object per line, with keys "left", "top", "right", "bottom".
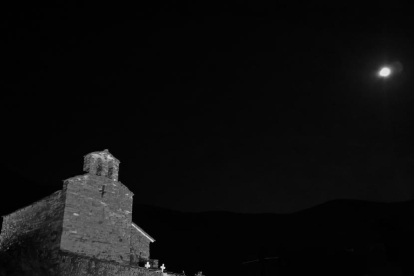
{"left": 0, "top": 150, "right": 156, "bottom": 275}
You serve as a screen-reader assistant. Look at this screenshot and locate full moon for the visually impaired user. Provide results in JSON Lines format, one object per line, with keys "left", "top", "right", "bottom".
{"left": 379, "top": 67, "right": 391, "bottom": 77}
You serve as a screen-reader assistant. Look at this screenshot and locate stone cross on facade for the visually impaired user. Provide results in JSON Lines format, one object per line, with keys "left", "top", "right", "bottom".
{"left": 99, "top": 185, "right": 106, "bottom": 198}
{"left": 160, "top": 264, "right": 166, "bottom": 272}
{"left": 145, "top": 262, "right": 151, "bottom": 269}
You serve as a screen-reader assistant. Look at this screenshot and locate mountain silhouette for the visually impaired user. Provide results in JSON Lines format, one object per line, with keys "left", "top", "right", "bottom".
{"left": 133, "top": 199, "right": 414, "bottom": 276}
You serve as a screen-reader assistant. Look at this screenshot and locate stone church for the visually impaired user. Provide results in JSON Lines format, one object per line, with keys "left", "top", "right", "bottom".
{"left": 0, "top": 150, "right": 160, "bottom": 276}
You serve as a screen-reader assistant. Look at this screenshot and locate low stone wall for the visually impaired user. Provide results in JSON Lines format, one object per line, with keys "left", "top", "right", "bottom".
{"left": 60, "top": 251, "right": 163, "bottom": 276}
{"left": 0, "top": 190, "right": 65, "bottom": 250}
{"left": 0, "top": 248, "right": 163, "bottom": 276}
{"left": 0, "top": 189, "right": 66, "bottom": 275}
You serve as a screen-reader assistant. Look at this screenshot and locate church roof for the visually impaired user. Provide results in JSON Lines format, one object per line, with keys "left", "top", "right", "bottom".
{"left": 131, "top": 222, "right": 155, "bottom": 242}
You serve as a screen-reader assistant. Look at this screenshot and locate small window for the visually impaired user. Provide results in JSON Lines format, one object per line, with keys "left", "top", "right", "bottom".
{"left": 108, "top": 166, "right": 114, "bottom": 178}
{"left": 96, "top": 159, "right": 103, "bottom": 176}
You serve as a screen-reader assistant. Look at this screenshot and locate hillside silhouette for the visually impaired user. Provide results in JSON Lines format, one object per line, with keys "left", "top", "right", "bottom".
{"left": 133, "top": 199, "right": 414, "bottom": 276}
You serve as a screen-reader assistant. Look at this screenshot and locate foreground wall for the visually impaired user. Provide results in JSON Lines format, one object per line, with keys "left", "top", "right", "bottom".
{"left": 0, "top": 249, "right": 162, "bottom": 276}
{"left": 60, "top": 251, "right": 162, "bottom": 276}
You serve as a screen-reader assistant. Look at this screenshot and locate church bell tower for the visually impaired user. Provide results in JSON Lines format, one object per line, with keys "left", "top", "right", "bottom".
{"left": 83, "top": 149, "right": 120, "bottom": 181}
{"left": 60, "top": 149, "right": 133, "bottom": 264}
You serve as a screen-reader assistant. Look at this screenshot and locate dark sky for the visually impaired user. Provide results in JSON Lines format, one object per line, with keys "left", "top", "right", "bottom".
{"left": 2, "top": 2, "right": 414, "bottom": 214}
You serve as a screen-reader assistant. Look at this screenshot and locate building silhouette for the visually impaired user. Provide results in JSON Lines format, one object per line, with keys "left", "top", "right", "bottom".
{"left": 0, "top": 150, "right": 160, "bottom": 276}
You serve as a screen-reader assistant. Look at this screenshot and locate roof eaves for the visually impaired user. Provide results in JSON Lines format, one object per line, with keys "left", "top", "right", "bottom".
{"left": 131, "top": 222, "right": 155, "bottom": 242}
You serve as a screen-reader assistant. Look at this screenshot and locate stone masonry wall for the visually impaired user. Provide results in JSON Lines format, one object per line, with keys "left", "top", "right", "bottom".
{"left": 0, "top": 190, "right": 67, "bottom": 275}
{"left": 61, "top": 174, "right": 133, "bottom": 264}
{"left": 130, "top": 226, "right": 151, "bottom": 262}
{"left": 60, "top": 251, "right": 162, "bottom": 276}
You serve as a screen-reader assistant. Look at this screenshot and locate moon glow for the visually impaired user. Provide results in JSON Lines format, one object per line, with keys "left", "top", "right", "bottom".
{"left": 377, "top": 61, "right": 403, "bottom": 78}
{"left": 379, "top": 67, "right": 391, "bottom": 77}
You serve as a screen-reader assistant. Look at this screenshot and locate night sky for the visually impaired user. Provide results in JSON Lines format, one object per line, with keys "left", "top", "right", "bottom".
{"left": 2, "top": 2, "right": 414, "bottom": 214}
